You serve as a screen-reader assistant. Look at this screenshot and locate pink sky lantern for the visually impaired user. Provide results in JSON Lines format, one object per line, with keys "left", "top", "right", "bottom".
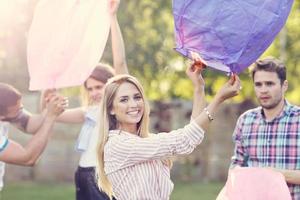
{"left": 216, "top": 167, "right": 292, "bottom": 200}
{"left": 27, "top": 0, "right": 111, "bottom": 90}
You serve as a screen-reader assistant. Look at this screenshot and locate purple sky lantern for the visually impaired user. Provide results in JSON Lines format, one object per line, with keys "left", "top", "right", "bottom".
{"left": 173, "top": 0, "right": 294, "bottom": 73}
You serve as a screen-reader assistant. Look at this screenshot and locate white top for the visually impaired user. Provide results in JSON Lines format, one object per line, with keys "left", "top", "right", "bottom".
{"left": 78, "top": 106, "right": 99, "bottom": 167}
{"left": 104, "top": 121, "right": 205, "bottom": 200}
{"left": 0, "top": 122, "right": 9, "bottom": 190}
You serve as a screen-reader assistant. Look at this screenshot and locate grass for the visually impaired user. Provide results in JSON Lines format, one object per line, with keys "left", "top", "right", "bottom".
{"left": 0, "top": 181, "right": 223, "bottom": 200}
{"left": 171, "top": 181, "right": 223, "bottom": 200}
{"left": 0, "top": 182, "right": 75, "bottom": 200}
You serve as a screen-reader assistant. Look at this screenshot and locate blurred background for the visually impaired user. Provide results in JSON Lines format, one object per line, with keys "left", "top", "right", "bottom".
{"left": 0, "top": 0, "right": 299, "bottom": 199}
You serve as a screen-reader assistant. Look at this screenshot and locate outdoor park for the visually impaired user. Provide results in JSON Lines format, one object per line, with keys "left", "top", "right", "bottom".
{"left": 0, "top": 0, "right": 300, "bottom": 200}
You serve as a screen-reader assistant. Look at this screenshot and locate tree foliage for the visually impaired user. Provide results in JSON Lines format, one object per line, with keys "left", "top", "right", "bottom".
{"left": 0, "top": 0, "right": 299, "bottom": 103}
{"left": 111, "top": 0, "right": 300, "bottom": 103}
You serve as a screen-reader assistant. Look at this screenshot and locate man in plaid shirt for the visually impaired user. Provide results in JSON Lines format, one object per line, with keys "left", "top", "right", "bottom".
{"left": 231, "top": 57, "right": 300, "bottom": 199}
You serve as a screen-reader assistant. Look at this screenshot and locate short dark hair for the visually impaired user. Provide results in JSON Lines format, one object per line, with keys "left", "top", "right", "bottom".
{"left": 250, "top": 57, "right": 286, "bottom": 84}
{"left": 84, "top": 63, "right": 115, "bottom": 88}
{"left": 0, "top": 83, "right": 22, "bottom": 115}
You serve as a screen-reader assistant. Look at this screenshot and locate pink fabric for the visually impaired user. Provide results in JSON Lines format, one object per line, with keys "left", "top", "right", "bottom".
{"left": 27, "top": 0, "right": 110, "bottom": 90}
{"left": 217, "top": 167, "right": 292, "bottom": 200}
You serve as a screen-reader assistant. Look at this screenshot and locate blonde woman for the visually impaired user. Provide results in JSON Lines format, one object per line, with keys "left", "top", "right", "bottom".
{"left": 40, "top": 0, "right": 127, "bottom": 199}
{"left": 96, "top": 63, "right": 241, "bottom": 200}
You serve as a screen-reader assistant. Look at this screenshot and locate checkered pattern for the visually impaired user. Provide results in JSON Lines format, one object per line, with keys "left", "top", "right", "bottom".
{"left": 231, "top": 101, "right": 300, "bottom": 200}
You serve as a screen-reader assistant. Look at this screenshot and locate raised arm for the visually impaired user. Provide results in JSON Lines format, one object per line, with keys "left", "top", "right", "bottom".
{"left": 25, "top": 110, "right": 47, "bottom": 133}
{"left": 0, "top": 94, "right": 67, "bottom": 166}
{"left": 55, "top": 108, "right": 85, "bottom": 124}
{"left": 186, "top": 58, "right": 206, "bottom": 121}
{"left": 40, "top": 89, "right": 85, "bottom": 124}
{"left": 109, "top": 0, "right": 128, "bottom": 75}
{"left": 193, "top": 74, "right": 241, "bottom": 132}
{"left": 7, "top": 108, "right": 46, "bottom": 134}
{"left": 106, "top": 74, "right": 241, "bottom": 168}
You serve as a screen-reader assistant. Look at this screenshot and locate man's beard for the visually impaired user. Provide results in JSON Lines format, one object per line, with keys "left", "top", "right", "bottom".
{"left": 259, "top": 97, "right": 282, "bottom": 110}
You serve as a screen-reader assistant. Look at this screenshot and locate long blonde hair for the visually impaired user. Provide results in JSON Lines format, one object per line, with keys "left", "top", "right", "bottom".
{"left": 96, "top": 75, "right": 150, "bottom": 199}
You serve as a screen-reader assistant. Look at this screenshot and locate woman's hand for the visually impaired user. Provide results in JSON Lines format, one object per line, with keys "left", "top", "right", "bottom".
{"left": 186, "top": 51, "right": 205, "bottom": 89}
{"left": 46, "top": 94, "right": 68, "bottom": 118}
{"left": 109, "top": 0, "right": 120, "bottom": 15}
{"left": 215, "top": 74, "right": 241, "bottom": 103}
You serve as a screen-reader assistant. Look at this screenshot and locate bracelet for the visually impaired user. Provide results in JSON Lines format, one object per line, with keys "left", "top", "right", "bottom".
{"left": 204, "top": 107, "right": 214, "bottom": 121}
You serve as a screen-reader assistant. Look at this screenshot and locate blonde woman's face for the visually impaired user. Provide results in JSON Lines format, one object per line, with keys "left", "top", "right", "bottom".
{"left": 110, "top": 82, "right": 144, "bottom": 132}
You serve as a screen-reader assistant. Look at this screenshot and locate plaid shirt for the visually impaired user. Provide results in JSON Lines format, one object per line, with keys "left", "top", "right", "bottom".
{"left": 231, "top": 100, "right": 300, "bottom": 200}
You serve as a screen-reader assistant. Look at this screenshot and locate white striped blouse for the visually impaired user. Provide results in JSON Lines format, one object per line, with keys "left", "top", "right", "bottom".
{"left": 104, "top": 121, "right": 204, "bottom": 200}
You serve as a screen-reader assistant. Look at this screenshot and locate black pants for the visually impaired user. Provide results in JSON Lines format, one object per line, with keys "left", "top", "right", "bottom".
{"left": 75, "top": 166, "right": 116, "bottom": 200}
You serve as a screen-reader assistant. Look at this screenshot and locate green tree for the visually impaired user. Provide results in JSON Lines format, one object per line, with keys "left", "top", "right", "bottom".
{"left": 105, "top": 0, "right": 300, "bottom": 102}
{"left": 1, "top": 0, "right": 299, "bottom": 104}
{"left": 262, "top": 0, "right": 300, "bottom": 104}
